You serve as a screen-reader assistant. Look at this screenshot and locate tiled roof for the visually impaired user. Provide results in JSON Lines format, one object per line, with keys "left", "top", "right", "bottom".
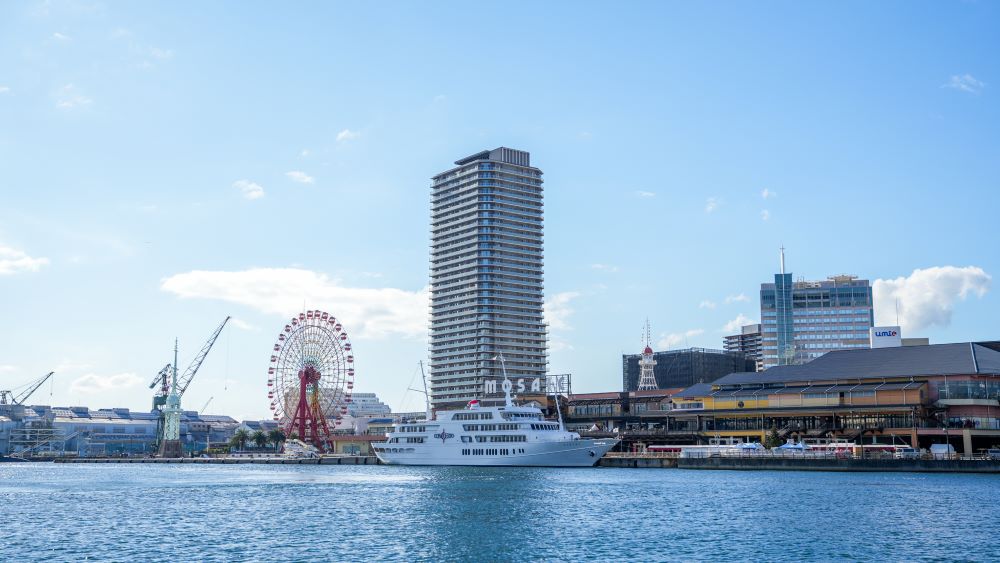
{"left": 712, "top": 342, "right": 1000, "bottom": 387}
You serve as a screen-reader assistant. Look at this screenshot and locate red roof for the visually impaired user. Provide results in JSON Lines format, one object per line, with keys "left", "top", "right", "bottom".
{"left": 643, "top": 346, "right": 653, "bottom": 355}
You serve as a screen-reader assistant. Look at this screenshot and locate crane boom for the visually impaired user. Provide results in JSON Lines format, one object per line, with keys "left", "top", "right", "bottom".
{"left": 2, "top": 372, "right": 55, "bottom": 405}
{"left": 149, "top": 363, "right": 171, "bottom": 390}
{"left": 177, "top": 316, "right": 230, "bottom": 396}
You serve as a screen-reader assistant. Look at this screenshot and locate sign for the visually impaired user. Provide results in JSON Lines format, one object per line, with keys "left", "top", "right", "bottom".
{"left": 484, "top": 377, "right": 543, "bottom": 395}
{"left": 870, "top": 326, "right": 902, "bottom": 348}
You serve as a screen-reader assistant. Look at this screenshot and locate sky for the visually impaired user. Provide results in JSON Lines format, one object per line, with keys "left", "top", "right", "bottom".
{"left": 1, "top": 1, "right": 998, "bottom": 420}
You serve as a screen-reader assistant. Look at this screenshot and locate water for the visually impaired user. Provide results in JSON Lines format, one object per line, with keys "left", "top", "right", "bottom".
{"left": 1, "top": 463, "right": 997, "bottom": 562}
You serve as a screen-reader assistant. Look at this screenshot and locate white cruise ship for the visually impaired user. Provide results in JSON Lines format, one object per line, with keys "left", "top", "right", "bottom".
{"left": 374, "top": 358, "right": 618, "bottom": 467}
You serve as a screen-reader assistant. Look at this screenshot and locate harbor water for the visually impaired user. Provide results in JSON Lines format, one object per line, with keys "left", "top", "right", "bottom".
{"left": 2, "top": 463, "right": 998, "bottom": 562}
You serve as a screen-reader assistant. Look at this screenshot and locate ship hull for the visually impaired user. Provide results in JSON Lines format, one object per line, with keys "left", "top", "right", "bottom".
{"left": 374, "top": 438, "right": 618, "bottom": 467}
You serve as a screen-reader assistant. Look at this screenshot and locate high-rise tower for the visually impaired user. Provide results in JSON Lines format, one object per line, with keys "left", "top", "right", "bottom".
{"left": 429, "top": 147, "right": 547, "bottom": 408}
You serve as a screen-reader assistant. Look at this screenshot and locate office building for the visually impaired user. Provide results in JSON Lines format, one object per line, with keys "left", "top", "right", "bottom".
{"left": 622, "top": 347, "right": 754, "bottom": 392}
{"left": 723, "top": 323, "right": 763, "bottom": 371}
{"left": 429, "top": 147, "right": 547, "bottom": 408}
{"left": 760, "top": 251, "right": 874, "bottom": 369}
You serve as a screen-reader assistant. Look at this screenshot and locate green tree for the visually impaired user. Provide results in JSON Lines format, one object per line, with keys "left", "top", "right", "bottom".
{"left": 764, "top": 426, "right": 782, "bottom": 449}
{"left": 268, "top": 429, "right": 286, "bottom": 451}
{"left": 230, "top": 428, "right": 250, "bottom": 451}
{"left": 251, "top": 430, "right": 267, "bottom": 450}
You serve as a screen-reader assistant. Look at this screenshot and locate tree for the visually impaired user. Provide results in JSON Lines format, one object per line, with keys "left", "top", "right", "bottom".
{"left": 230, "top": 428, "right": 250, "bottom": 451}
{"left": 251, "top": 430, "right": 267, "bottom": 450}
{"left": 268, "top": 429, "right": 286, "bottom": 451}
{"left": 764, "top": 426, "right": 782, "bottom": 449}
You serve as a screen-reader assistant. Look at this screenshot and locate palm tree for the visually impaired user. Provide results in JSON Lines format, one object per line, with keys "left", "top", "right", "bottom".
{"left": 230, "top": 428, "right": 250, "bottom": 452}
{"left": 251, "top": 430, "right": 267, "bottom": 450}
{"left": 268, "top": 429, "right": 286, "bottom": 451}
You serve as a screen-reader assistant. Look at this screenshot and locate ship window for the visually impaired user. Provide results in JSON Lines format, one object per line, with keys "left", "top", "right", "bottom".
{"left": 461, "top": 436, "right": 472, "bottom": 443}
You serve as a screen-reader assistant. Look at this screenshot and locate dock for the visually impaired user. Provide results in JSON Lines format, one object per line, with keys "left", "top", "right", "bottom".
{"left": 598, "top": 453, "right": 1000, "bottom": 473}
{"left": 52, "top": 456, "right": 380, "bottom": 465}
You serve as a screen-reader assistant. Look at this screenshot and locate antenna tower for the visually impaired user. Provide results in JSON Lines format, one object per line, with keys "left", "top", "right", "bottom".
{"left": 637, "top": 319, "right": 658, "bottom": 391}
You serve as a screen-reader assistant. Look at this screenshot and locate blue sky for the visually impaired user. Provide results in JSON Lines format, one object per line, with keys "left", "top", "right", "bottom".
{"left": 1, "top": 1, "right": 997, "bottom": 419}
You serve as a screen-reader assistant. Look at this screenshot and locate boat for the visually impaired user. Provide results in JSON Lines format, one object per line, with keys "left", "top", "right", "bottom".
{"left": 373, "top": 356, "right": 618, "bottom": 467}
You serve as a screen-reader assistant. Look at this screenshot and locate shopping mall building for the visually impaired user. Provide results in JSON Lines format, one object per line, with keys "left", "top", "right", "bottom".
{"left": 566, "top": 341, "right": 1000, "bottom": 454}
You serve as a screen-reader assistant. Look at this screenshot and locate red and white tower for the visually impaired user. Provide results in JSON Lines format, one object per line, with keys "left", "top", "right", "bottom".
{"left": 637, "top": 320, "right": 658, "bottom": 391}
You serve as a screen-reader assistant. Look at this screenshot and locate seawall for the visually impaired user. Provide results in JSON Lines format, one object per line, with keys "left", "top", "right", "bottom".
{"left": 676, "top": 457, "right": 1000, "bottom": 473}
{"left": 52, "top": 456, "right": 380, "bottom": 465}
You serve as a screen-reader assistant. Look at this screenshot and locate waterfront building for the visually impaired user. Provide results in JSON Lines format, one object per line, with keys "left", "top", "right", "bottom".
{"left": 760, "top": 252, "right": 874, "bottom": 369}
{"left": 723, "top": 323, "right": 763, "bottom": 371}
{"left": 570, "top": 341, "right": 1000, "bottom": 454}
{"left": 622, "top": 348, "right": 754, "bottom": 392}
{"left": 429, "top": 147, "right": 547, "bottom": 409}
{"left": 2, "top": 405, "right": 238, "bottom": 456}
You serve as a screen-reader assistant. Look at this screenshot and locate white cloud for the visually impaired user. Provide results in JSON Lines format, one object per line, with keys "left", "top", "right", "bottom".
{"left": 549, "top": 340, "right": 574, "bottom": 352}
{"left": 70, "top": 372, "right": 142, "bottom": 395}
{"left": 705, "top": 197, "right": 722, "bottom": 213}
{"left": 722, "top": 314, "right": 757, "bottom": 333}
{"left": 233, "top": 179, "right": 264, "bottom": 200}
{"left": 52, "top": 32, "right": 71, "bottom": 41}
{"left": 635, "top": 190, "right": 656, "bottom": 198}
{"left": 873, "top": 266, "right": 991, "bottom": 332}
{"left": 285, "top": 170, "right": 315, "bottom": 184}
{"left": 0, "top": 86, "right": 10, "bottom": 94}
{"left": 0, "top": 245, "right": 49, "bottom": 275}
{"left": 699, "top": 300, "right": 717, "bottom": 310}
{"left": 761, "top": 188, "right": 777, "bottom": 199}
{"left": 336, "top": 129, "right": 360, "bottom": 142}
{"left": 161, "top": 268, "right": 429, "bottom": 339}
{"left": 590, "top": 263, "right": 619, "bottom": 273}
{"left": 725, "top": 293, "right": 749, "bottom": 304}
{"left": 229, "top": 318, "right": 259, "bottom": 331}
{"left": 54, "top": 360, "right": 93, "bottom": 373}
{"left": 300, "top": 149, "right": 312, "bottom": 158}
{"left": 657, "top": 329, "right": 704, "bottom": 349}
{"left": 0, "top": 365, "right": 17, "bottom": 373}
{"left": 943, "top": 74, "right": 984, "bottom": 94}
{"left": 761, "top": 209, "right": 771, "bottom": 221}
{"left": 55, "top": 83, "right": 91, "bottom": 109}
{"left": 149, "top": 47, "right": 173, "bottom": 60}
{"left": 433, "top": 94, "right": 447, "bottom": 103}
{"left": 545, "top": 291, "right": 582, "bottom": 331}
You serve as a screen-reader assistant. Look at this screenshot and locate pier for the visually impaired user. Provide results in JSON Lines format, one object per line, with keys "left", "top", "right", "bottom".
{"left": 52, "top": 456, "right": 380, "bottom": 465}
{"left": 598, "top": 453, "right": 1000, "bottom": 473}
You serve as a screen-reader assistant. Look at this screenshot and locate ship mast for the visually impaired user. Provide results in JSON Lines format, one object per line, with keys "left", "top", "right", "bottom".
{"left": 495, "top": 353, "right": 514, "bottom": 408}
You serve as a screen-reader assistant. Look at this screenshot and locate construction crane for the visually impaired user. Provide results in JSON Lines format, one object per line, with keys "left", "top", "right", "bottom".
{"left": 200, "top": 396, "right": 214, "bottom": 413}
{"left": 151, "top": 316, "right": 230, "bottom": 411}
{"left": 152, "top": 316, "right": 230, "bottom": 453}
{"left": 0, "top": 372, "right": 55, "bottom": 405}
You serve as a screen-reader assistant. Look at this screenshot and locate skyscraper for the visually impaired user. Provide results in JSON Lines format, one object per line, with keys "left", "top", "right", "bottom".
{"left": 760, "top": 252, "right": 874, "bottom": 369}
{"left": 429, "top": 147, "right": 547, "bottom": 409}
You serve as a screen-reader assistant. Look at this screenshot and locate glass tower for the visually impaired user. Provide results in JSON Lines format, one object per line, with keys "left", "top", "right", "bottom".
{"left": 760, "top": 273, "right": 874, "bottom": 369}
{"left": 429, "top": 147, "right": 547, "bottom": 408}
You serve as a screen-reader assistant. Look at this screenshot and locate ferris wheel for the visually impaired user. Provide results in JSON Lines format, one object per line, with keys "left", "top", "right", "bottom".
{"left": 267, "top": 310, "right": 355, "bottom": 449}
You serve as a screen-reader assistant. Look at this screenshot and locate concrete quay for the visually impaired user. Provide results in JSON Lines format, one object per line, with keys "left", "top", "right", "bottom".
{"left": 52, "top": 456, "right": 380, "bottom": 465}
{"left": 678, "top": 457, "right": 1000, "bottom": 473}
